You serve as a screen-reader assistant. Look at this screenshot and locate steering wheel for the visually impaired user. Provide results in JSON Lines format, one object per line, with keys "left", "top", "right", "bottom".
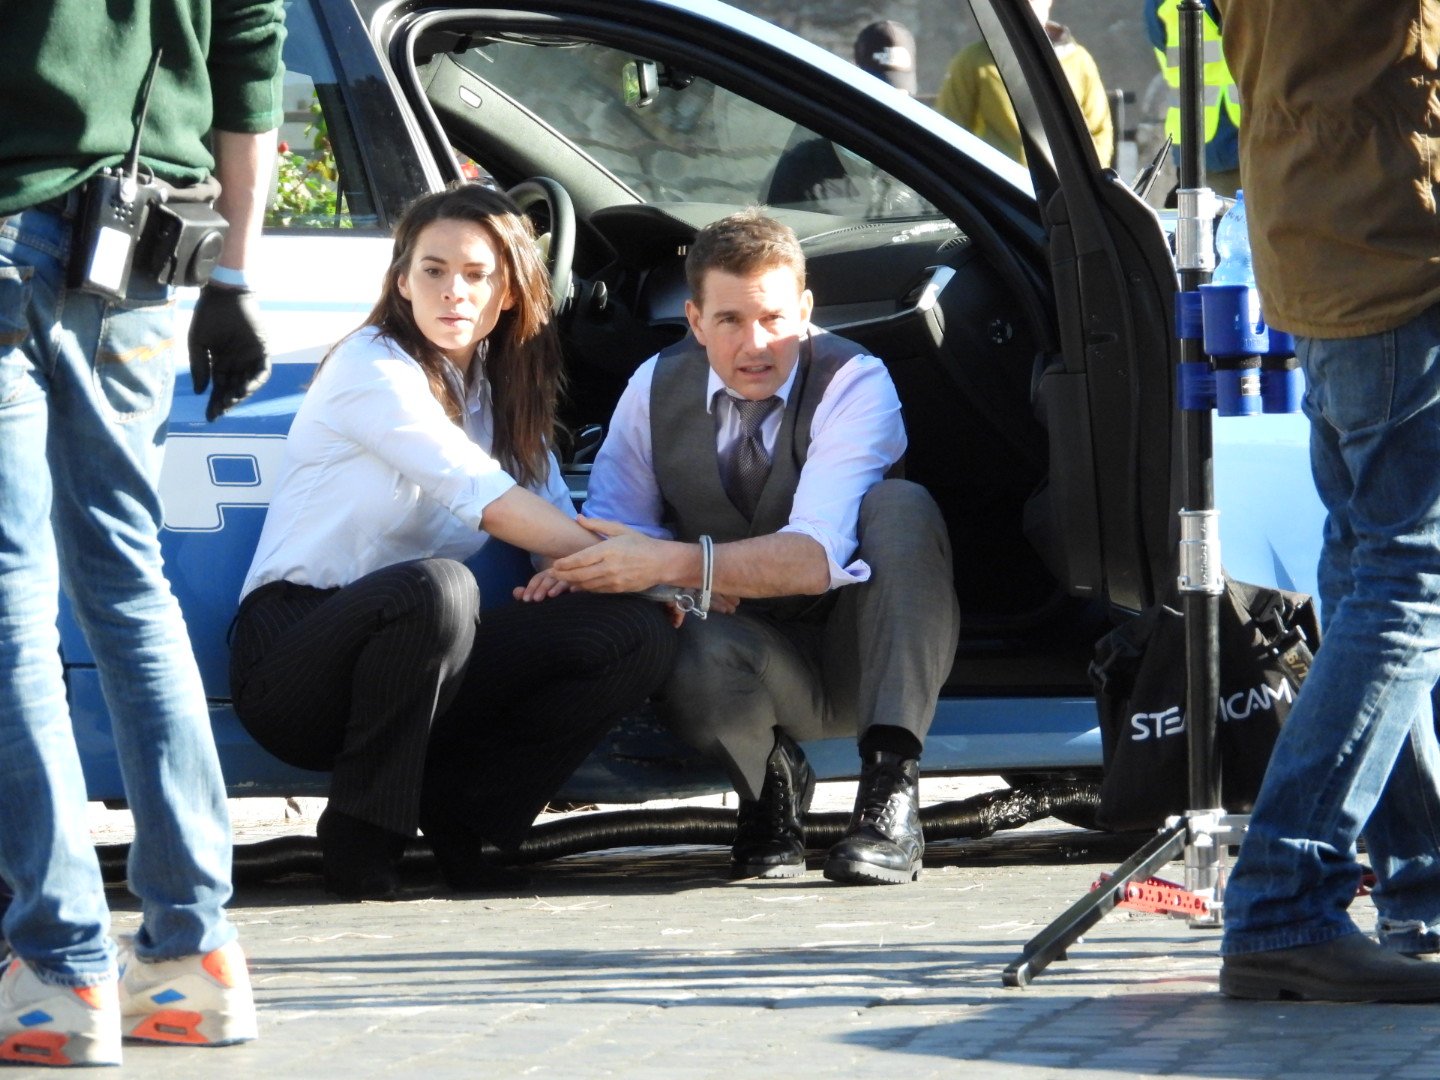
{"left": 507, "top": 177, "right": 576, "bottom": 316}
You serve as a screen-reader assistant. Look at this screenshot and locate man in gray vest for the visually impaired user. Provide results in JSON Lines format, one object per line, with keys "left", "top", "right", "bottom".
{"left": 552, "top": 210, "right": 959, "bottom": 885}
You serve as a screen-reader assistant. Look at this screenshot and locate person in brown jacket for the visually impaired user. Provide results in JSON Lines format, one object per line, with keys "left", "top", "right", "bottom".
{"left": 1215, "top": 1, "right": 1440, "bottom": 1002}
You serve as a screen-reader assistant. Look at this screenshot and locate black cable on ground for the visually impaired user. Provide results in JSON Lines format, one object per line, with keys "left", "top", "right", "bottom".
{"left": 507, "top": 778, "right": 1100, "bottom": 862}
{"left": 93, "top": 779, "right": 1101, "bottom": 884}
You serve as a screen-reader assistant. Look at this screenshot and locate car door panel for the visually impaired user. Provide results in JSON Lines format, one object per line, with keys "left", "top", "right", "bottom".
{"left": 971, "top": 0, "right": 1179, "bottom": 613}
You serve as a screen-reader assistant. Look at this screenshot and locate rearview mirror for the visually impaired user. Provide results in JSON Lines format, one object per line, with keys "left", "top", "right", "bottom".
{"left": 622, "top": 59, "right": 658, "bottom": 109}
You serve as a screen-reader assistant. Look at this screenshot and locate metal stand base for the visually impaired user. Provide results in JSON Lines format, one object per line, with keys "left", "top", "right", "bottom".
{"left": 1001, "top": 811, "right": 1248, "bottom": 987}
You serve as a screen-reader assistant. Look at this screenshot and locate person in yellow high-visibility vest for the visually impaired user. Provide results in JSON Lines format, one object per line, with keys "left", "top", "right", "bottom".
{"left": 1147, "top": 0, "right": 1241, "bottom": 196}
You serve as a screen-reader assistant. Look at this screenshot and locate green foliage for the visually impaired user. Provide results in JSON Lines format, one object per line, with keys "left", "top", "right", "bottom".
{"left": 266, "top": 100, "right": 347, "bottom": 227}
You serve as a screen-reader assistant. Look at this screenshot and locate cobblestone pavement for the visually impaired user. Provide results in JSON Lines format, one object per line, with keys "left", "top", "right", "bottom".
{"left": 11, "top": 782, "right": 1436, "bottom": 1079}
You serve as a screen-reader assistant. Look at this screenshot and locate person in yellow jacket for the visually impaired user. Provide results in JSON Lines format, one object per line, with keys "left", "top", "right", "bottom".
{"left": 935, "top": 0, "right": 1113, "bottom": 167}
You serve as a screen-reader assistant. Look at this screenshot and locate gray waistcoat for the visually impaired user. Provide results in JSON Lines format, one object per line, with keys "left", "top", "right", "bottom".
{"left": 650, "top": 327, "right": 864, "bottom": 543}
{"left": 649, "top": 328, "right": 865, "bottom": 617}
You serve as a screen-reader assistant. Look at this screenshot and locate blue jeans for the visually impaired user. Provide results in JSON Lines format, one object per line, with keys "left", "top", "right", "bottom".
{"left": 1222, "top": 303, "right": 1440, "bottom": 956}
{"left": 0, "top": 206, "right": 236, "bottom": 986}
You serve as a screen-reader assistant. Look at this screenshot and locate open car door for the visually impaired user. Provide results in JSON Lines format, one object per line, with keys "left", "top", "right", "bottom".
{"left": 969, "top": 0, "right": 1181, "bottom": 614}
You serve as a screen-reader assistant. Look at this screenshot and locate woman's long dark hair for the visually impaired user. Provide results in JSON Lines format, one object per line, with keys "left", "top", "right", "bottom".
{"left": 322, "top": 184, "right": 563, "bottom": 489}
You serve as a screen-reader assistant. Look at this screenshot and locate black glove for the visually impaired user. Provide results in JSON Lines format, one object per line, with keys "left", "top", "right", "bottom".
{"left": 188, "top": 284, "right": 271, "bottom": 421}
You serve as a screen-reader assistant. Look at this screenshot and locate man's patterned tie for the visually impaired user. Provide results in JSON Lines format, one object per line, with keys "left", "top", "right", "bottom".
{"left": 725, "top": 395, "right": 782, "bottom": 519}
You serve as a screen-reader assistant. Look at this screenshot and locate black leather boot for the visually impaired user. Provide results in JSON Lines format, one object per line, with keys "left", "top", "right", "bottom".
{"left": 423, "top": 827, "right": 532, "bottom": 894}
{"left": 316, "top": 807, "right": 407, "bottom": 901}
{"left": 418, "top": 799, "right": 532, "bottom": 894}
{"left": 823, "top": 751, "right": 923, "bottom": 885}
{"left": 731, "top": 730, "right": 815, "bottom": 879}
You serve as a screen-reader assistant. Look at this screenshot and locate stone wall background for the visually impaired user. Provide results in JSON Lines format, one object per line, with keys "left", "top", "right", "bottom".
{"left": 727, "top": 0, "right": 1168, "bottom": 180}
{"left": 728, "top": 1, "right": 1160, "bottom": 107}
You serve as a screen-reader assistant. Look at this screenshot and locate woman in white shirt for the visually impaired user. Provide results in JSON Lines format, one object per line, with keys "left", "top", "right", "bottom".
{"left": 229, "top": 186, "right": 675, "bottom": 899}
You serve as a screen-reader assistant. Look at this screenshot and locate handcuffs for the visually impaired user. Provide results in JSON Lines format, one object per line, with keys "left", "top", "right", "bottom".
{"left": 638, "top": 533, "right": 713, "bottom": 619}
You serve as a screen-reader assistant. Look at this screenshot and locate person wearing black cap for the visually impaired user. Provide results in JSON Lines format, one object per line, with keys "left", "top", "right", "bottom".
{"left": 853, "top": 20, "right": 918, "bottom": 96}
{"left": 766, "top": 20, "right": 923, "bottom": 211}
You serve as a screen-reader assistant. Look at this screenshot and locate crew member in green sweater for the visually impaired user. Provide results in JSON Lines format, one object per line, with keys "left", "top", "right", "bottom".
{"left": 0, "top": 1, "right": 284, "bottom": 1065}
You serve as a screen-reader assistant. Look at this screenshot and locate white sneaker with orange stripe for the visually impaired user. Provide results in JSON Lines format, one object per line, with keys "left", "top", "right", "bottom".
{"left": 0, "top": 957, "right": 122, "bottom": 1067}
{"left": 116, "top": 937, "right": 257, "bottom": 1047}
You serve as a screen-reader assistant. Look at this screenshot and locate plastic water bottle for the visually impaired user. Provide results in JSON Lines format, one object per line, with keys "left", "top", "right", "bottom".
{"left": 1210, "top": 190, "right": 1252, "bottom": 286}
{"left": 1203, "top": 190, "right": 1263, "bottom": 415}
{"left": 1206, "top": 190, "right": 1302, "bottom": 413}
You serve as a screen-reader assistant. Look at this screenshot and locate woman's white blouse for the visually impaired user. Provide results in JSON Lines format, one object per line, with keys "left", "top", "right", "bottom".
{"left": 240, "top": 328, "right": 573, "bottom": 598}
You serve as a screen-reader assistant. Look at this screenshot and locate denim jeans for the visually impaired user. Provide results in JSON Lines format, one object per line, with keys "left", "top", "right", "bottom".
{"left": 0, "top": 206, "right": 236, "bottom": 986}
{"left": 1221, "top": 303, "right": 1440, "bottom": 956}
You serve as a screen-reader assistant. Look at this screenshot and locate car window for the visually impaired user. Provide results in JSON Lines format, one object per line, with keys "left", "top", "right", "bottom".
{"left": 451, "top": 39, "right": 935, "bottom": 222}
{"left": 267, "top": 0, "right": 380, "bottom": 231}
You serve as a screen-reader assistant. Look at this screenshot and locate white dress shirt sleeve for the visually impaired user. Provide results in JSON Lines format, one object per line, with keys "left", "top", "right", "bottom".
{"left": 538, "top": 447, "right": 578, "bottom": 516}
{"left": 782, "top": 353, "right": 907, "bottom": 589}
{"left": 323, "top": 338, "right": 517, "bottom": 529}
{"left": 581, "top": 356, "right": 676, "bottom": 539}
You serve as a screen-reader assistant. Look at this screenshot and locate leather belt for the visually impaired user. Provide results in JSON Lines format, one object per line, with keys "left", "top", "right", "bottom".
{"left": 29, "top": 189, "right": 82, "bottom": 219}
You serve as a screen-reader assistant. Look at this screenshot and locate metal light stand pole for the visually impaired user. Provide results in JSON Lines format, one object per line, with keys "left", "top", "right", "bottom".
{"left": 1001, "top": 0, "right": 1248, "bottom": 987}
{"left": 1171, "top": 0, "right": 1250, "bottom": 933}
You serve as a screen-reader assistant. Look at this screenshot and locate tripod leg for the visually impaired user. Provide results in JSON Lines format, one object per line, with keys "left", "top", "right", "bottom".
{"left": 1002, "top": 822, "right": 1188, "bottom": 987}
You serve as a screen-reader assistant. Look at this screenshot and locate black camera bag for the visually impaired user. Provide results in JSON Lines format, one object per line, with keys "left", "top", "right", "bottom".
{"left": 1090, "top": 577, "right": 1320, "bottom": 832}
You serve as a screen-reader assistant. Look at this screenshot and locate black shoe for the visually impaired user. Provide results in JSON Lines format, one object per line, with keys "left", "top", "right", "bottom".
{"left": 823, "top": 751, "right": 923, "bottom": 885}
{"left": 437, "top": 853, "right": 532, "bottom": 895}
{"left": 1220, "top": 934, "right": 1440, "bottom": 1002}
{"left": 315, "top": 808, "right": 406, "bottom": 901}
{"left": 732, "top": 730, "right": 815, "bottom": 879}
{"left": 422, "top": 823, "right": 533, "bottom": 894}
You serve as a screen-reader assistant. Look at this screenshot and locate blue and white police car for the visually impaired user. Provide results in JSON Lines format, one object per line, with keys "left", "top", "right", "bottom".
{"left": 67, "top": 0, "right": 1323, "bottom": 808}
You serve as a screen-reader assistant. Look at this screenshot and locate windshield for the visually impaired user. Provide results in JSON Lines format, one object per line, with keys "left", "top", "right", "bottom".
{"left": 453, "top": 38, "right": 937, "bottom": 222}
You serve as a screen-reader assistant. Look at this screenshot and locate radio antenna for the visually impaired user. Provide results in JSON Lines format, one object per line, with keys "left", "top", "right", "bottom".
{"left": 122, "top": 48, "right": 164, "bottom": 198}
